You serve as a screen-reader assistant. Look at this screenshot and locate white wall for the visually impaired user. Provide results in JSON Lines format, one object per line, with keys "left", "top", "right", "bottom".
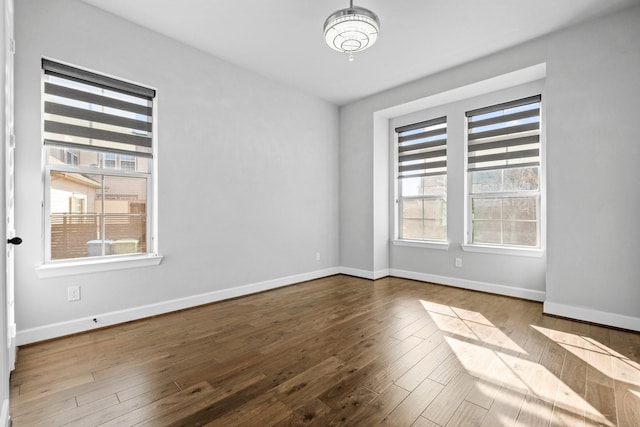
{"left": 14, "top": 0, "right": 340, "bottom": 342}
{"left": 339, "top": 5, "right": 640, "bottom": 330}
{"left": 12, "top": 0, "right": 640, "bottom": 343}
{"left": 543, "top": 5, "right": 640, "bottom": 330}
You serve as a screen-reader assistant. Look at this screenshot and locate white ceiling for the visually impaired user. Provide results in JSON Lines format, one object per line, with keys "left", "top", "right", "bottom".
{"left": 81, "top": 0, "right": 640, "bottom": 105}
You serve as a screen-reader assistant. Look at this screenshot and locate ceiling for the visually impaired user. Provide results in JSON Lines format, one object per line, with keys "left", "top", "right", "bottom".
{"left": 81, "top": 0, "right": 640, "bottom": 105}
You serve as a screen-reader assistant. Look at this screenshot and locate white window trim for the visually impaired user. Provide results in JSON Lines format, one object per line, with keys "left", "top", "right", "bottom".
{"left": 463, "top": 92, "right": 546, "bottom": 256}
{"left": 382, "top": 64, "right": 547, "bottom": 256}
{"left": 393, "top": 121, "right": 449, "bottom": 245}
{"left": 43, "top": 164, "right": 152, "bottom": 262}
{"left": 460, "top": 243, "right": 544, "bottom": 258}
{"left": 396, "top": 196, "right": 449, "bottom": 244}
{"left": 393, "top": 239, "right": 450, "bottom": 250}
{"left": 38, "top": 59, "right": 160, "bottom": 275}
{"left": 467, "top": 190, "right": 541, "bottom": 249}
{"left": 35, "top": 253, "right": 163, "bottom": 278}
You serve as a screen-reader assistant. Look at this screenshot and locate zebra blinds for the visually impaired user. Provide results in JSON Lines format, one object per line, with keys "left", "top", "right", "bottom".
{"left": 466, "top": 95, "right": 541, "bottom": 172}
{"left": 42, "top": 59, "right": 155, "bottom": 158}
{"left": 396, "top": 116, "right": 447, "bottom": 179}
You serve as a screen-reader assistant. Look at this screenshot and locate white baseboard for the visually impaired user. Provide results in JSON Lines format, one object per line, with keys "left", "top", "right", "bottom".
{"left": 339, "top": 267, "right": 390, "bottom": 280}
{"left": 338, "top": 268, "right": 638, "bottom": 331}
{"left": 1, "top": 399, "right": 8, "bottom": 427}
{"left": 16, "top": 267, "right": 341, "bottom": 345}
{"left": 543, "top": 301, "right": 640, "bottom": 332}
{"left": 27, "top": 265, "right": 635, "bottom": 345}
{"left": 389, "top": 268, "right": 546, "bottom": 302}
{"left": 373, "top": 269, "right": 391, "bottom": 280}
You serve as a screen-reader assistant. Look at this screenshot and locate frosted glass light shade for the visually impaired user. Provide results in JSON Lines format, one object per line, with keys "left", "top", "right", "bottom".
{"left": 324, "top": 5, "right": 380, "bottom": 53}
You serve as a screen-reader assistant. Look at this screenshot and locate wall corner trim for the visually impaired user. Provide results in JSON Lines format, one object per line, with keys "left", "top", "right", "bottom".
{"left": 16, "top": 267, "right": 341, "bottom": 345}
{"left": 543, "top": 301, "right": 640, "bottom": 332}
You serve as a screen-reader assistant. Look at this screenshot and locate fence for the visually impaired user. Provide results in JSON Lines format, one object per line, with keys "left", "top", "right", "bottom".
{"left": 51, "top": 214, "right": 146, "bottom": 260}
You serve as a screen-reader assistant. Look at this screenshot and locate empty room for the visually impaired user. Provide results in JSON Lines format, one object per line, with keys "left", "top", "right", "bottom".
{"left": 1, "top": 0, "right": 639, "bottom": 425}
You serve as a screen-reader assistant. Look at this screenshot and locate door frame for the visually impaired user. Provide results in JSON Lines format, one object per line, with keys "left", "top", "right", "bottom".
{"left": 1, "top": 0, "right": 14, "bottom": 425}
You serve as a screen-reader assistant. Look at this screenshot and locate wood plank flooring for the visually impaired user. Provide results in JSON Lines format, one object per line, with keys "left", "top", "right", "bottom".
{"left": 9, "top": 275, "right": 640, "bottom": 426}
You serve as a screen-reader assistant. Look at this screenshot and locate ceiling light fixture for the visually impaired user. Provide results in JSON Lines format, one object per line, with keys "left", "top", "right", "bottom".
{"left": 323, "top": 0, "right": 380, "bottom": 61}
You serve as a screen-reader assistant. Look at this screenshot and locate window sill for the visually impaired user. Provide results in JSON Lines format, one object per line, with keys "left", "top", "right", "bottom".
{"left": 393, "top": 239, "right": 450, "bottom": 250}
{"left": 35, "top": 254, "right": 163, "bottom": 278}
{"left": 460, "top": 244, "right": 544, "bottom": 258}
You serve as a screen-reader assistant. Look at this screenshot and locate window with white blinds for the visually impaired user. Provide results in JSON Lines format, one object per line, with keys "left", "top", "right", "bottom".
{"left": 466, "top": 95, "right": 542, "bottom": 248}
{"left": 42, "top": 59, "right": 157, "bottom": 262}
{"left": 395, "top": 117, "right": 448, "bottom": 242}
{"left": 43, "top": 59, "right": 154, "bottom": 158}
{"left": 397, "top": 116, "right": 447, "bottom": 180}
{"left": 466, "top": 95, "right": 541, "bottom": 172}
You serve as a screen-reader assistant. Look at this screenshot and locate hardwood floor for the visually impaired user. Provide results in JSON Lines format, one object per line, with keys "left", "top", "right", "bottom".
{"left": 9, "top": 275, "right": 640, "bottom": 426}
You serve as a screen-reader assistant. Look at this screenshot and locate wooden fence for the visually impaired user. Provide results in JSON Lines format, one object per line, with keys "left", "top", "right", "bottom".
{"left": 51, "top": 215, "right": 146, "bottom": 260}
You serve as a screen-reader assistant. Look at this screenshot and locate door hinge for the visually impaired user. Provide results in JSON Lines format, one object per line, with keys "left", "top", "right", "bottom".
{"left": 10, "top": 38, "right": 15, "bottom": 54}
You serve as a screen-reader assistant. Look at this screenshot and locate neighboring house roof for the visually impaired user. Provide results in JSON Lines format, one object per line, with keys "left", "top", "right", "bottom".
{"left": 50, "top": 171, "right": 102, "bottom": 188}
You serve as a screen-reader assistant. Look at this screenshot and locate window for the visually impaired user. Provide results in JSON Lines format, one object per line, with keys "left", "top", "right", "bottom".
{"left": 99, "top": 152, "right": 116, "bottom": 168}
{"left": 64, "top": 149, "right": 79, "bottom": 165}
{"left": 98, "top": 152, "right": 135, "bottom": 170}
{"left": 396, "top": 117, "right": 447, "bottom": 241}
{"left": 120, "top": 155, "right": 136, "bottom": 171}
{"left": 466, "top": 95, "right": 541, "bottom": 248}
{"left": 69, "top": 194, "right": 86, "bottom": 214}
{"left": 42, "top": 59, "right": 156, "bottom": 262}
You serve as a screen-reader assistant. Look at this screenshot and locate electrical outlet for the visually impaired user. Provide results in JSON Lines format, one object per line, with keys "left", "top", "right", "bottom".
{"left": 455, "top": 258, "right": 463, "bottom": 268}
{"left": 315, "top": 252, "right": 321, "bottom": 261}
{"left": 67, "top": 285, "right": 80, "bottom": 301}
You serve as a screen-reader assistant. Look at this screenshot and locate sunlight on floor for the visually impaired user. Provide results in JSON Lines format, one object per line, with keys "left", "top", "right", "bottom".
{"left": 418, "top": 299, "right": 628, "bottom": 426}
{"left": 532, "top": 325, "right": 640, "bottom": 386}
{"left": 420, "top": 300, "right": 525, "bottom": 354}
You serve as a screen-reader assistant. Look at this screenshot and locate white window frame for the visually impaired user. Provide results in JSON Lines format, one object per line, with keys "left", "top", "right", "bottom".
{"left": 393, "top": 116, "right": 450, "bottom": 250}
{"left": 120, "top": 154, "right": 136, "bottom": 171}
{"left": 43, "top": 164, "right": 152, "bottom": 262}
{"left": 395, "top": 191, "right": 449, "bottom": 249}
{"left": 397, "top": 194, "right": 448, "bottom": 237}
{"left": 462, "top": 94, "right": 545, "bottom": 258}
{"left": 467, "top": 191, "right": 541, "bottom": 246}
{"left": 36, "top": 58, "right": 162, "bottom": 278}
{"left": 99, "top": 152, "right": 117, "bottom": 169}
{"left": 384, "top": 65, "right": 547, "bottom": 258}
